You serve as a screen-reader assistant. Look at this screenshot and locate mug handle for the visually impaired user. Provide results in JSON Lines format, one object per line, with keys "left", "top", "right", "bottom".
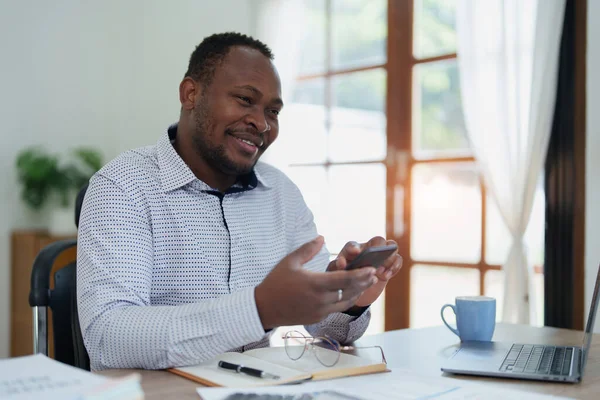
{"left": 441, "top": 304, "right": 460, "bottom": 337}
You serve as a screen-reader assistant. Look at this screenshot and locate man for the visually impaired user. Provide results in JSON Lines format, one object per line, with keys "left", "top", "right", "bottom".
{"left": 77, "top": 32, "right": 402, "bottom": 371}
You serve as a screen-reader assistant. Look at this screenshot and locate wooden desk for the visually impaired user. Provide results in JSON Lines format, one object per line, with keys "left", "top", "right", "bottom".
{"left": 97, "top": 324, "right": 600, "bottom": 400}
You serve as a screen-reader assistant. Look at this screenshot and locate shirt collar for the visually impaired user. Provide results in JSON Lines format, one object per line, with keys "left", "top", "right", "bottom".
{"left": 252, "top": 167, "right": 271, "bottom": 190}
{"left": 157, "top": 124, "right": 271, "bottom": 193}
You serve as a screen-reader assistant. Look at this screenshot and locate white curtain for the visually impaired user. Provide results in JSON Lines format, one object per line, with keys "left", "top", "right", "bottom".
{"left": 254, "top": 0, "right": 306, "bottom": 171}
{"left": 456, "top": 0, "right": 566, "bottom": 323}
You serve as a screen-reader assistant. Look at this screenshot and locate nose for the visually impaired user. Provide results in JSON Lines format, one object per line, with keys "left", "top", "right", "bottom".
{"left": 244, "top": 108, "right": 270, "bottom": 133}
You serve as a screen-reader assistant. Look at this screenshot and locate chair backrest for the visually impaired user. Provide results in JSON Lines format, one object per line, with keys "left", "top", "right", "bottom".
{"left": 75, "top": 182, "right": 88, "bottom": 228}
{"left": 50, "top": 262, "right": 80, "bottom": 366}
{"left": 29, "top": 184, "right": 89, "bottom": 370}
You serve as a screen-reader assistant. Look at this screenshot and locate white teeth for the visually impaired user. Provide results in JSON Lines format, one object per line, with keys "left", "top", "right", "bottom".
{"left": 240, "top": 138, "right": 256, "bottom": 147}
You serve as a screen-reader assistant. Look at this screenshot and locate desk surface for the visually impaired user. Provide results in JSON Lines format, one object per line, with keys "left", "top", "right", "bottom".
{"left": 97, "top": 323, "right": 600, "bottom": 400}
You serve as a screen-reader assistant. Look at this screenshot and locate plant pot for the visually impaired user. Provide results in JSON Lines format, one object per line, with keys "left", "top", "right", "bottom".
{"left": 48, "top": 206, "right": 77, "bottom": 236}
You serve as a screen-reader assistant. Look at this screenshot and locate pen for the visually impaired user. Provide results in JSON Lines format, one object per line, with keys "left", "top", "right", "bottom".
{"left": 217, "top": 361, "right": 280, "bottom": 380}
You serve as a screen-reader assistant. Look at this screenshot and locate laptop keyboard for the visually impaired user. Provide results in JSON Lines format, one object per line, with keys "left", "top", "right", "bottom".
{"left": 500, "top": 344, "right": 573, "bottom": 375}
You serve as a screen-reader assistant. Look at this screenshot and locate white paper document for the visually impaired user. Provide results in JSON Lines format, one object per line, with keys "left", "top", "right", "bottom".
{"left": 0, "top": 354, "right": 142, "bottom": 400}
{"left": 197, "top": 369, "right": 574, "bottom": 400}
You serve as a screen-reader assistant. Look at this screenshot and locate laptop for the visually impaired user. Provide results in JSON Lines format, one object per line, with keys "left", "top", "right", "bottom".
{"left": 441, "top": 264, "right": 600, "bottom": 383}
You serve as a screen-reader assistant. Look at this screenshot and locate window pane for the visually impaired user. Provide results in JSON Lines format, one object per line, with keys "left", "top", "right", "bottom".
{"left": 365, "top": 291, "right": 385, "bottom": 336}
{"left": 332, "top": 0, "right": 387, "bottom": 70}
{"left": 280, "top": 79, "right": 327, "bottom": 164}
{"left": 533, "top": 272, "right": 544, "bottom": 327}
{"left": 326, "top": 164, "right": 386, "bottom": 253}
{"left": 291, "top": 77, "right": 326, "bottom": 105}
{"left": 483, "top": 269, "right": 504, "bottom": 322}
{"left": 413, "top": 60, "right": 469, "bottom": 158}
{"left": 484, "top": 269, "right": 544, "bottom": 326}
{"left": 298, "top": 0, "right": 326, "bottom": 75}
{"left": 329, "top": 69, "right": 386, "bottom": 162}
{"left": 410, "top": 264, "right": 480, "bottom": 328}
{"left": 411, "top": 163, "right": 482, "bottom": 263}
{"left": 286, "top": 166, "right": 328, "bottom": 238}
{"left": 485, "top": 181, "right": 546, "bottom": 267}
{"left": 414, "top": 0, "right": 457, "bottom": 59}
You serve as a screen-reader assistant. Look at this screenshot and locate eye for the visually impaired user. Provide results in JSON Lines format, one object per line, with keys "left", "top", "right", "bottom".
{"left": 269, "top": 109, "right": 280, "bottom": 116}
{"left": 237, "top": 96, "right": 252, "bottom": 104}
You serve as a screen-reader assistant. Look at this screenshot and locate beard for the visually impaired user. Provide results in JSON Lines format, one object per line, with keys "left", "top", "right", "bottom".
{"left": 191, "top": 101, "right": 259, "bottom": 176}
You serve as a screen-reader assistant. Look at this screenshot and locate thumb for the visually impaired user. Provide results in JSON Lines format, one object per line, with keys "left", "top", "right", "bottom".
{"left": 288, "top": 236, "right": 325, "bottom": 266}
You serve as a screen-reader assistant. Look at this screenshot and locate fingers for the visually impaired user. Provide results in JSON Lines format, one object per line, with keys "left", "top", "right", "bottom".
{"left": 323, "top": 293, "right": 363, "bottom": 315}
{"left": 312, "top": 267, "right": 378, "bottom": 300}
{"left": 289, "top": 236, "right": 325, "bottom": 265}
{"left": 377, "top": 253, "right": 403, "bottom": 281}
{"left": 333, "top": 238, "right": 386, "bottom": 271}
{"left": 366, "top": 236, "right": 387, "bottom": 248}
{"left": 319, "top": 267, "right": 376, "bottom": 290}
{"left": 324, "top": 286, "right": 364, "bottom": 307}
{"left": 374, "top": 239, "right": 400, "bottom": 278}
{"left": 381, "top": 240, "right": 398, "bottom": 267}
{"left": 330, "top": 241, "right": 363, "bottom": 271}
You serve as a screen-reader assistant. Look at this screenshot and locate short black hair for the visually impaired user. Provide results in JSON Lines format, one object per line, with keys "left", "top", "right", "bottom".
{"left": 184, "top": 32, "right": 274, "bottom": 86}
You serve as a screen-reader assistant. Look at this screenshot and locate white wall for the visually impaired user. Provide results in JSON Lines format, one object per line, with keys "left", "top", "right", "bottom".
{"left": 586, "top": 0, "right": 600, "bottom": 333}
{"left": 0, "top": 0, "right": 254, "bottom": 358}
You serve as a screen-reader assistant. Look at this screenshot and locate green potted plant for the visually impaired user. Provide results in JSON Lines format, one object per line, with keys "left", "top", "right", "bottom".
{"left": 16, "top": 147, "right": 103, "bottom": 235}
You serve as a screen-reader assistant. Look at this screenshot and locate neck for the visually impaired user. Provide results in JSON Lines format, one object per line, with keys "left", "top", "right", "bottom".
{"left": 174, "top": 123, "right": 237, "bottom": 192}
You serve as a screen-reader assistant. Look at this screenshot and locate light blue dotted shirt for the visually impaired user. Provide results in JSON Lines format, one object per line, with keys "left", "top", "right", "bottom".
{"left": 77, "top": 125, "right": 370, "bottom": 370}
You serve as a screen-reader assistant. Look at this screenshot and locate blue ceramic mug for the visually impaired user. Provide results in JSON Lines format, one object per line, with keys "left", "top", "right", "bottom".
{"left": 441, "top": 296, "right": 496, "bottom": 341}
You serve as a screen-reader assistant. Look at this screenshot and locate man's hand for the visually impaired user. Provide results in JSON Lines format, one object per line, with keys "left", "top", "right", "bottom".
{"left": 255, "top": 236, "right": 378, "bottom": 329}
{"left": 328, "top": 237, "right": 403, "bottom": 307}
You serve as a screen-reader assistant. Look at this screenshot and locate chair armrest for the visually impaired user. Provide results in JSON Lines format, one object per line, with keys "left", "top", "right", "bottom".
{"left": 29, "top": 239, "right": 77, "bottom": 307}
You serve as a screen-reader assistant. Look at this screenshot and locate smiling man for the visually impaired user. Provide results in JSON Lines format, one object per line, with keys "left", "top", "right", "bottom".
{"left": 77, "top": 32, "right": 402, "bottom": 371}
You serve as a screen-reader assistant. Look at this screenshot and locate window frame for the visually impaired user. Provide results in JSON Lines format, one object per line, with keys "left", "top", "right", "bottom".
{"left": 291, "top": 0, "right": 544, "bottom": 331}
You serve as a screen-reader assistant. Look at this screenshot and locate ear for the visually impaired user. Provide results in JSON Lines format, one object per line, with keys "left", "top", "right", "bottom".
{"left": 179, "top": 77, "right": 201, "bottom": 111}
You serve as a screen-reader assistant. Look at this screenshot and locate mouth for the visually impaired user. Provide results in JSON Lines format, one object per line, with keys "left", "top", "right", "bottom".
{"left": 237, "top": 137, "right": 261, "bottom": 147}
{"left": 227, "top": 132, "right": 263, "bottom": 156}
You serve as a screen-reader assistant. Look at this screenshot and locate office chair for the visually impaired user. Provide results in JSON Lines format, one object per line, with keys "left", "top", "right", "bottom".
{"left": 29, "top": 184, "right": 90, "bottom": 370}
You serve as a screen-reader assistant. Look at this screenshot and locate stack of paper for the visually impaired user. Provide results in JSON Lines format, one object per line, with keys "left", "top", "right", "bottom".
{"left": 0, "top": 354, "right": 143, "bottom": 400}
{"left": 197, "top": 369, "right": 574, "bottom": 400}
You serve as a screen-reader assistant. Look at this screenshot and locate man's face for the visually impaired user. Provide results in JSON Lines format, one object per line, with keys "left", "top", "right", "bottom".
{"left": 189, "top": 46, "right": 282, "bottom": 176}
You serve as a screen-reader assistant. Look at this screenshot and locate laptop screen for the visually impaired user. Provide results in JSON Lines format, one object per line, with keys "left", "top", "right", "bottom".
{"left": 581, "top": 263, "right": 600, "bottom": 375}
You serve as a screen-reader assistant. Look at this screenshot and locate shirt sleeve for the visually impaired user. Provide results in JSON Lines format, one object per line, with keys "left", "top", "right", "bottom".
{"left": 77, "top": 174, "right": 266, "bottom": 370}
{"left": 289, "top": 184, "right": 371, "bottom": 344}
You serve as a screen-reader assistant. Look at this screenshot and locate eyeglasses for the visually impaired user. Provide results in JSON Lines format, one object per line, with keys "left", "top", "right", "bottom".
{"left": 283, "top": 330, "right": 387, "bottom": 367}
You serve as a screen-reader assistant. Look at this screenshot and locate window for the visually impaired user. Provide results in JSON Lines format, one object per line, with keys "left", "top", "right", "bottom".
{"left": 279, "top": 0, "right": 545, "bottom": 335}
{"left": 281, "top": 0, "right": 388, "bottom": 335}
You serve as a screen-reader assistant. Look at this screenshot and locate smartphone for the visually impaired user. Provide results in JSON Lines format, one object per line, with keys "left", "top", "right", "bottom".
{"left": 345, "top": 244, "right": 398, "bottom": 271}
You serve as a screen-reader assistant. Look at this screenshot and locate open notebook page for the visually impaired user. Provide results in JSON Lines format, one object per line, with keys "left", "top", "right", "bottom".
{"left": 244, "top": 346, "right": 383, "bottom": 374}
{"left": 173, "top": 351, "right": 310, "bottom": 388}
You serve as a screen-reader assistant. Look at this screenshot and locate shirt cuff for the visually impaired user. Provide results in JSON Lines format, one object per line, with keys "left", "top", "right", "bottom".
{"left": 343, "top": 305, "right": 370, "bottom": 317}
{"left": 328, "top": 307, "right": 371, "bottom": 335}
{"left": 169, "top": 286, "right": 266, "bottom": 352}
{"left": 220, "top": 287, "right": 266, "bottom": 346}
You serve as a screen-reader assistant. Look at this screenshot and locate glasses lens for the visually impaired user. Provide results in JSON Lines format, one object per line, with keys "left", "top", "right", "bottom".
{"left": 284, "top": 331, "right": 306, "bottom": 360}
{"left": 315, "top": 337, "right": 341, "bottom": 367}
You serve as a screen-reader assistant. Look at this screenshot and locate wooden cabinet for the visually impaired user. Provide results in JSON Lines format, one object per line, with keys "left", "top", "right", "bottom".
{"left": 10, "top": 230, "right": 76, "bottom": 357}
